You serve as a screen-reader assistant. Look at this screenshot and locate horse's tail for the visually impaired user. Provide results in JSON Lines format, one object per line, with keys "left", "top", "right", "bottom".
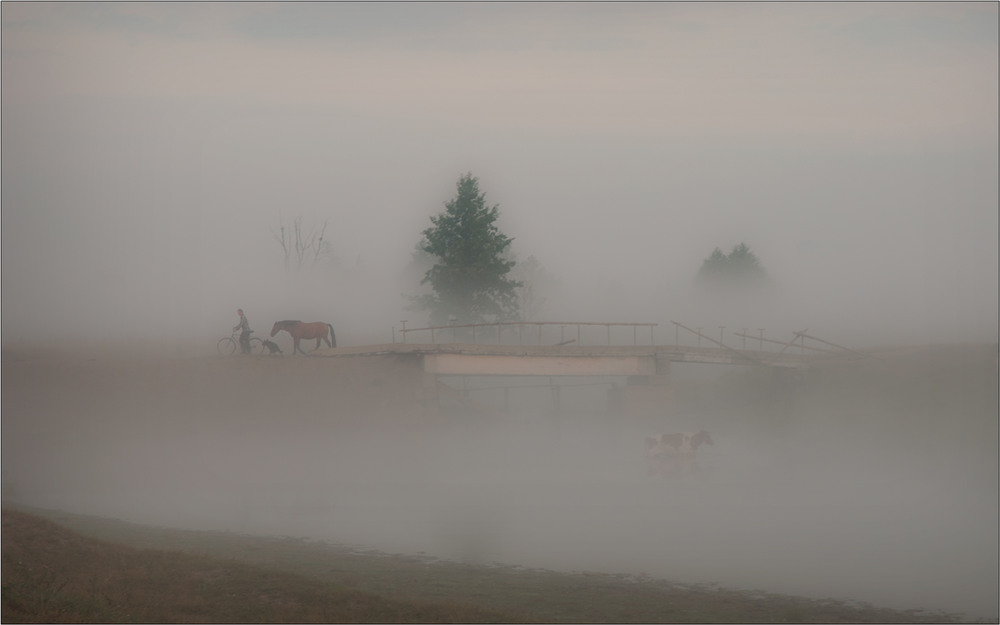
{"left": 327, "top": 323, "right": 336, "bottom": 348}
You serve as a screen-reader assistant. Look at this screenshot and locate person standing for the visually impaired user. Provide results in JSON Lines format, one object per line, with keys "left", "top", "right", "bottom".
{"left": 233, "top": 309, "right": 252, "bottom": 354}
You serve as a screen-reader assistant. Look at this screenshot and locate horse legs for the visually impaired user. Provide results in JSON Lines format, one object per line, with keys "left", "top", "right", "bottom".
{"left": 294, "top": 338, "right": 305, "bottom": 355}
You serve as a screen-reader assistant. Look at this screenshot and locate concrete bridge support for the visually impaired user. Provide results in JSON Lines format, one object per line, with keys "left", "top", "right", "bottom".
{"left": 414, "top": 350, "right": 683, "bottom": 418}
{"left": 419, "top": 351, "right": 677, "bottom": 418}
{"left": 311, "top": 342, "right": 807, "bottom": 419}
{"left": 610, "top": 354, "right": 674, "bottom": 416}
{"left": 422, "top": 369, "right": 440, "bottom": 418}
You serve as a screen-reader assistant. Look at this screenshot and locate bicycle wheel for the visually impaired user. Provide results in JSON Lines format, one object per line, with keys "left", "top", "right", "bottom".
{"left": 217, "top": 337, "right": 237, "bottom": 356}
{"left": 249, "top": 337, "right": 265, "bottom": 355}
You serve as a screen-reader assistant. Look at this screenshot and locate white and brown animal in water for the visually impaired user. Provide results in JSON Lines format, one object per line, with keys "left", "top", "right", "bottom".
{"left": 645, "top": 430, "right": 714, "bottom": 477}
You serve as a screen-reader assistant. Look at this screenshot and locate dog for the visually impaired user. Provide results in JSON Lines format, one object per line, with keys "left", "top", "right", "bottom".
{"left": 261, "top": 339, "right": 283, "bottom": 355}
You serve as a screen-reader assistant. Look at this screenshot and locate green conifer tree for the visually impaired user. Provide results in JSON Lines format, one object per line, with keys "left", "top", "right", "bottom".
{"left": 417, "top": 173, "right": 522, "bottom": 326}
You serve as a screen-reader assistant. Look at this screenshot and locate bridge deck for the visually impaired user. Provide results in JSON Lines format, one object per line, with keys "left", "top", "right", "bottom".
{"left": 312, "top": 343, "right": 814, "bottom": 370}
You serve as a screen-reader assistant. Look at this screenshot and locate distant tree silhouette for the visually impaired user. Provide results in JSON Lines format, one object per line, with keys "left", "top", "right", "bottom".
{"left": 509, "top": 254, "right": 554, "bottom": 321}
{"left": 696, "top": 242, "right": 771, "bottom": 292}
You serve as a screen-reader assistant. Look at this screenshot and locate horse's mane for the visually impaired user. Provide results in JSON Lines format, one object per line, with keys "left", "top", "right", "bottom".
{"left": 275, "top": 320, "right": 301, "bottom": 327}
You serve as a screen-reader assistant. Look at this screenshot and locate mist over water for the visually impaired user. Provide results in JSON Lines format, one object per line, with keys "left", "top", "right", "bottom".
{"left": 4, "top": 344, "right": 996, "bottom": 620}
{"left": 3, "top": 3, "right": 998, "bottom": 621}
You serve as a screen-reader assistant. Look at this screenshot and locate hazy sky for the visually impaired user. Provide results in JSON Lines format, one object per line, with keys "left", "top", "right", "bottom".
{"left": 2, "top": 2, "right": 997, "bottom": 345}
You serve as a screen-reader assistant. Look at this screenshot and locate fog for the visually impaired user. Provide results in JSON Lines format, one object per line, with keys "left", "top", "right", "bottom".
{"left": 2, "top": 3, "right": 997, "bottom": 347}
{"left": 2, "top": 3, "right": 998, "bottom": 621}
{"left": 3, "top": 345, "right": 997, "bottom": 619}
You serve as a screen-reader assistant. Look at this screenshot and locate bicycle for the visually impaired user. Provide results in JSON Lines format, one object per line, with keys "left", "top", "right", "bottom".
{"left": 217, "top": 330, "right": 265, "bottom": 356}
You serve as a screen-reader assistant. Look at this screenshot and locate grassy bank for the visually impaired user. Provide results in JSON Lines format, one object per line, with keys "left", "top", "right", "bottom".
{"left": 2, "top": 508, "right": 523, "bottom": 623}
{"left": 3, "top": 507, "right": 967, "bottom": 623}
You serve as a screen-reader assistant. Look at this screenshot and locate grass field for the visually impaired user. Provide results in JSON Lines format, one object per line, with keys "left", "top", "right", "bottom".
{"left": 2, "top": 506, "right": 970, "bottom": 623}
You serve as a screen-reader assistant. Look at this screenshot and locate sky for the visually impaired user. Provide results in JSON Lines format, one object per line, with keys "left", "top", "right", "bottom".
{"left": 2, "top": 2, "right": 997, "bottom": 347}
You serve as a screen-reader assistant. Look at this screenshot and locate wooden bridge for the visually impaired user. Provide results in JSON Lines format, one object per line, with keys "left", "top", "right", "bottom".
{"left": 312, "top": 321, "right": 861, "bottom": 416}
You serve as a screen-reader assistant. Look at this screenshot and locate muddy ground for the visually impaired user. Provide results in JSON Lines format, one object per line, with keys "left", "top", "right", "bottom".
{"left": 2, "top": 341, "right": 997, "bottom": 620}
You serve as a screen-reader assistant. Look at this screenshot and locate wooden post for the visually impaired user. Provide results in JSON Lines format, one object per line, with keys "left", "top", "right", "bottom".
{"left": 671, "top": 320, "right": 765, "bottom": 365}
{"left": 777, "top": 329, "right": 807, "bottom": 356}
{"left": 794, "top": 331, "right": 867, "bottom": 358}
{"left": 734, "top": 332, "right": 841, "bottom": 354}
{"left": 422, "top": 370, "right": 439, "bottom": 417}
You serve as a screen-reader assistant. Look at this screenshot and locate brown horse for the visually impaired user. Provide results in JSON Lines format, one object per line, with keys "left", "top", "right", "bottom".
{"left": 270, "top": 320, "right": 336, "bottom": 355}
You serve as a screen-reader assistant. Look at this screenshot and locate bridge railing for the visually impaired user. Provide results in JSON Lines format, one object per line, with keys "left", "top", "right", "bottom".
{"left": 397, "top": 321, "right": 658, "bottom": 346}
{"left": 670, "top": 321, "right": 865, "bottom": 359}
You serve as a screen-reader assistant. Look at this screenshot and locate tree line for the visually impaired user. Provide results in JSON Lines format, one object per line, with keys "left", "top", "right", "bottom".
{"left": 274, "top": 173, "right": 771, "bottom": 327}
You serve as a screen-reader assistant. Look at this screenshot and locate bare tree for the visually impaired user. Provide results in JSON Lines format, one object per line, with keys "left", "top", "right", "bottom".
{"left": 272, "top": 217, "right": 333, "bottom": 273}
